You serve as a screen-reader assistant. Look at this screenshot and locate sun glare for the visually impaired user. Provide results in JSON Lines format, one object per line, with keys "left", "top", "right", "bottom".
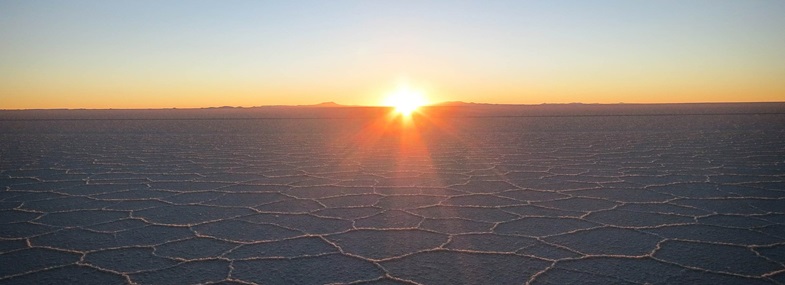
{"left": 383, "top": 85, "right": 428, "bottom": 116}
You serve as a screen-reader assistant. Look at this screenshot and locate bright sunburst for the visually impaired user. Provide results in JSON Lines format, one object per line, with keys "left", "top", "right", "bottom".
{"left": 383, "top": 84, "right": 427, "bottom": 116}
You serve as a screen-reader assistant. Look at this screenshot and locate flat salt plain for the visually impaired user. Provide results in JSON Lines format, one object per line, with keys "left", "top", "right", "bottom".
{"left": 1, "top": 103, "right": 785, "bottom": 284}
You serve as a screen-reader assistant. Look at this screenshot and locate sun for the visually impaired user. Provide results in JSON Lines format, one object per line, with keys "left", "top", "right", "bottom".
{"left": 383, "top": 84, "right": 428, "bottom": 116}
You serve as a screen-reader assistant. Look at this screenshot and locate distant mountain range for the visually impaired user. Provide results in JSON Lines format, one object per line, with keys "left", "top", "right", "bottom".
{"left": 291, "top": 101, "right": 589, "bottom": 108}
{"left": 1, "top": 102, "right": 784, "bottom": 120}
{"left": 309, "top": 102, "right": 344, "bottom": 108}
{"left": 32, "top": 100, "right": 776, "bottom": 111}
{"left": 202, "top": 101, "right": 486, "bottom": 109}
{"left": 307, "top": 101, "right": 496, "bottom": 107}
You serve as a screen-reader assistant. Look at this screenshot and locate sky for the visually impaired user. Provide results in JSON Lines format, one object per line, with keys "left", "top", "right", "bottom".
{"left": 1, "top": 0, "right": 784, "bottom": 109}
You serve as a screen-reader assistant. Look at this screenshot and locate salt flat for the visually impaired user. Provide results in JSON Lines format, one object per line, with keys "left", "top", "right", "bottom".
{"left": 1, "top": 104, "right": 785, "bottom": 284}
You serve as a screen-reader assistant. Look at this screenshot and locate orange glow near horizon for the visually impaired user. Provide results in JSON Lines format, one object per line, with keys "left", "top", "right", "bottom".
{"left": 382, "top": 84, "right": 429, "bottom": 117}
{"left": 2, "top": 2, "right": 785, "bottom": 109}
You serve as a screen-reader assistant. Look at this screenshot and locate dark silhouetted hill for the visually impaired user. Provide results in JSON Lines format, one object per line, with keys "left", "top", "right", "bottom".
{"left": 1, "top": 102, "right": 784, "bottom": 120}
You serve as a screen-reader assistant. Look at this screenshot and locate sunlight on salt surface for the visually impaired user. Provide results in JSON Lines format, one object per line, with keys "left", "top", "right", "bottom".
{"left": 1, "top": 109, "right": 785, "bottom": 284}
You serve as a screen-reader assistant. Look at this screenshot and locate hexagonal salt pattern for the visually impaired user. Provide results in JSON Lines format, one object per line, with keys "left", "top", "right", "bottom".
{"left": 1, "top": 115, "right": 785, "bottom": 284}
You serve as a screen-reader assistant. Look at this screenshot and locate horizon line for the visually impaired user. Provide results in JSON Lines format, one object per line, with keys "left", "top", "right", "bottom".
{"left": 3, "top": 100, "right": 785, "bottom": 111}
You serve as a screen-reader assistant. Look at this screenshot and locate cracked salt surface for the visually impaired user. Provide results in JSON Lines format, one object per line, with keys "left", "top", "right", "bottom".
{"left": 1, "top": 111, "right": 785, "bottom": 284}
